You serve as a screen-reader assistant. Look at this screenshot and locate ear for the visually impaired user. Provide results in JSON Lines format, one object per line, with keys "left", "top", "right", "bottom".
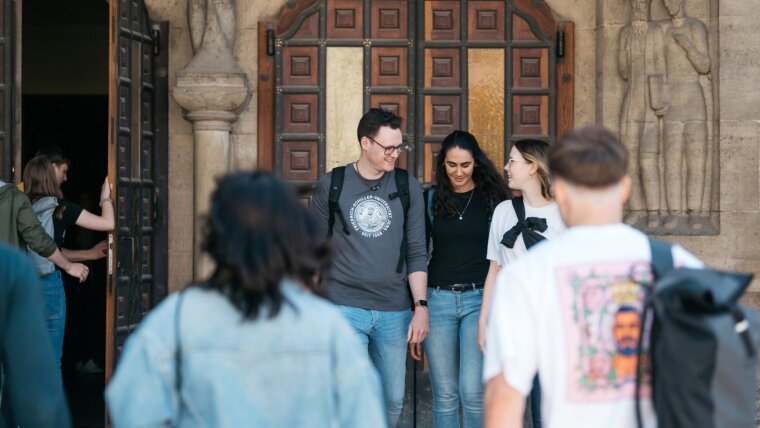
{"left": 359, "top": 136, "right": 371, "bottom": 151}
{"left": 619, "top": 175, "right": 632, "bottom": 204}
{"left": 529, "top": 161, "right": 539, "bottom": 176}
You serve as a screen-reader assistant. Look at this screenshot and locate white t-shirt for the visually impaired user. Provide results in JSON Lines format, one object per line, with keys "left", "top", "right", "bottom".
{"left": 484, "top": 224, "right": 702, "bottom": 428}
{"left": 486, "top": 199, "right": 566, "bottom": 267}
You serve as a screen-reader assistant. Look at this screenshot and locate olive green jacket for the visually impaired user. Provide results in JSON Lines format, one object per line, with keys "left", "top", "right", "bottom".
{"left": 0, "top": 181, "right": 57, "bottom": 257}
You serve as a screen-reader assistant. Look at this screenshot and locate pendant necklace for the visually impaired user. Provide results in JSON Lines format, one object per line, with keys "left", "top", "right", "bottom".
{"left": 454, "top": 189, "right": 475, "bottom": 220}
{"left": 353, "top": 162, "right": 383, "bottom": 191}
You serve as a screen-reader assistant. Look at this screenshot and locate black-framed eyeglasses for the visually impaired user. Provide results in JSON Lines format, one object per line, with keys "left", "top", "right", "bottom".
{"left": 367, "top": 136, "right": 413, "bottom": 156}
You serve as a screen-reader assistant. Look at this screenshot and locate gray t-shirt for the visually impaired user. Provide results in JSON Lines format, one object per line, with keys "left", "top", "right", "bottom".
{"left": 311, "top": 164, "right": 427, "bottom": 311}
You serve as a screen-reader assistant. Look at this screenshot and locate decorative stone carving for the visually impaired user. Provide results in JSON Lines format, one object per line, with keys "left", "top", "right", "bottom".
{"left": 620, "top": 0, "right": 716, "bottom": 235}
{"left": 173, "top": 0, "right": 251, "bottom": 278}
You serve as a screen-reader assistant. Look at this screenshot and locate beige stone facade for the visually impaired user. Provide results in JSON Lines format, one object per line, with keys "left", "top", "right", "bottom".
{"left": 150, "top": 0, "right": 760, "bottom": 293}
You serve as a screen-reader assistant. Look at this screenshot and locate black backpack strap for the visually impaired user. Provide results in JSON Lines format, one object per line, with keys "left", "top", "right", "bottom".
{"left": 426, "top": 187, "right": 435, "bottom": 227}
{"left": 635, "top": 238, "right": 674, "bottom": 428}
{"left": 511, "top": 196, "right": 526, "bottom": 222}
{"left": 327, "top": 166, "right": 350, "bottom": 238}
{"left": 648, "top": 238, "right": 674, "bottom": 280}
{"left": 389, "top": 168, "right": 410, "bottom": 273}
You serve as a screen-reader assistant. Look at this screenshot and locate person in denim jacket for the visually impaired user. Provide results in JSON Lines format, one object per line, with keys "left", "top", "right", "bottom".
{"left": 106, "top": 171, "right": 385, "bottom": 427}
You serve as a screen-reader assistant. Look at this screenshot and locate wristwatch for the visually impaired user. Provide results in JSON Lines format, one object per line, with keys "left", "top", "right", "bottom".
{"left": 413, "top": 300, "right": 428, "bottom": 310}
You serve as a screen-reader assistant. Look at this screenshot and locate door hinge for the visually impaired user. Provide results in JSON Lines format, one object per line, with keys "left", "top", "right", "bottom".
{"left": 556, "top": 26, "right": 565, "bottom": 58}
{"left": 151, "top": 24, "right": 161, "bottom": 56}
{"left": 267, "top": 29, "right": 275, "bottom": 56}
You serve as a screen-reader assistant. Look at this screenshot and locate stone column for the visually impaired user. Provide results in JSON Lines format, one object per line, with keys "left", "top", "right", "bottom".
{"left": 173, "top": 0, "right": 250, "bottom": 279}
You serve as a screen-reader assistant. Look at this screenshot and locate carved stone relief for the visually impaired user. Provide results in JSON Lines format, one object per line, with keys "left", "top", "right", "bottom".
{"left": 619, "top": 0, "right": 717, "bottom": 235}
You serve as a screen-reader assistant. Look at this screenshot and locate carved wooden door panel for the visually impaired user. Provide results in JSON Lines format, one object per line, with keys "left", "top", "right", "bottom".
{"left": 269, "top": 0, "right": 415, "bottom": 199}
{"left": 0, "top": 0, "right": 15, "bottom": 182}
{"left": 106, "top": 0, "right": 167, "bottom": 379}
{"left": 419, "top": 0, "right": 572, "bottom": 183}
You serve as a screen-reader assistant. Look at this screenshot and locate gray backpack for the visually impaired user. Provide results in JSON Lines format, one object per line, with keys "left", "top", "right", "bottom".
{"left": 636, "top": 239, "right": 760, "bottom": 428}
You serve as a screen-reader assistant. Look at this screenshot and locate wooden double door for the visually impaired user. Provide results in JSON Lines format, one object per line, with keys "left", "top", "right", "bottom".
{"left": 258, "top": 0, "right": 574, "bottom": 424}
{"left": 258, "top": 0, "right": 574, "bottom": 191}
{"left": 0, "top": 0, "right": 168, "bottom": 381}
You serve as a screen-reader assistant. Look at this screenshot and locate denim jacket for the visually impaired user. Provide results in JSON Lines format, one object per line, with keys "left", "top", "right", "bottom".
{"left": 105, "top": 280, "right": 386, "bottom": 428}
{"left": 27, "top": 196, "right": 58, "bottom": 275}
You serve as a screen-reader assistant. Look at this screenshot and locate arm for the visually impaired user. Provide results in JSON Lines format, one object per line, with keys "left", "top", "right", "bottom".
{"left": 672, "top": 22, "right": 710, "bottom": 74}
{"left": 74, "top": 177, "right": 115, "bottom": 231}
{"left": 309, "top": 174, "right": 331, "bottom": 238}
{"left": 407, "top": 271, "right": 429, "bottom": 345}
{"left": 62, "top": 240, "right": 107, "bottom": 262}
{"left": 478, "top": 260, "right": 501, "bottom": 352}
{"left": 47, "top": 249, "right": 89, "bottom": 282}
{"left": 15, "top": 192, "right": 57, "bottom": 257}
{"left": 618, "top": 27, "right": 630, "bottom": 81}
{"left": 406, "top": 178, "right": 429, "bottom": 345}
{"left": 484, "top": 373, "right": 525, "bottom": 428}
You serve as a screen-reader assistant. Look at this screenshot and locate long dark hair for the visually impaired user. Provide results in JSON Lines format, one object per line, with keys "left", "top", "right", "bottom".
{"left": 433, "top": 130, "right": 509, "bottom": 218}
{"left": 201, "top": 171, "right": 331, "bottom": 319}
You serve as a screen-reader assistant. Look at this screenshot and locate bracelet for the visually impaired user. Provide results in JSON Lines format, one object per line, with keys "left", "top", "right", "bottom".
{"left": 99, "top": 197, "right": 112, "bottom": 207}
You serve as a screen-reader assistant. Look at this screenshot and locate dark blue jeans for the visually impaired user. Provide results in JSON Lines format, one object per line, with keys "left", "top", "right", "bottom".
{"left": 40, "top": 270, "right": 65, "bottom": 369}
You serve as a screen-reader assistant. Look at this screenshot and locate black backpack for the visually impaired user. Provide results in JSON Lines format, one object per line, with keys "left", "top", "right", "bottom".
{"left": 636, "top": 239, "right": 760, "bottom": 428}
{"left": 326, "top": 166, "right": 410, "bottom": 273}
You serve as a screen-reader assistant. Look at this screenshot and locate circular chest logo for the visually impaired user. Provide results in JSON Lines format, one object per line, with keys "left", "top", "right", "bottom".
{"left": 350, "top": 196, "right": 393, "bottom": 238}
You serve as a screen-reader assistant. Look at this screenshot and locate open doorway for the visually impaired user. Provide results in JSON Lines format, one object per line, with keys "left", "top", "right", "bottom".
{"left": 23, "top": 1, "right": 109, "bottom": 426}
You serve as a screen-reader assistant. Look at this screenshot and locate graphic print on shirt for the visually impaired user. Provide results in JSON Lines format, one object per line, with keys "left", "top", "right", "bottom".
{"left": 556, "top": 260, "right": 652, "bottom": 401}
{"left": 350, "top": 196, "right": 393, "bottom": 238}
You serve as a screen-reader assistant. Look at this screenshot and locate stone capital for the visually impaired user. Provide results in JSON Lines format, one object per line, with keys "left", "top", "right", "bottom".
{"left": 173, "top": 72, "right": 251, "bottom": 122}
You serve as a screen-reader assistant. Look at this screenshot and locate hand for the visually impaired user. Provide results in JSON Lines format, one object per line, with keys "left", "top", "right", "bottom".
{"left": 88, "top": 240, "right": 108, "bottom": 260}
{"left": 478, "top": 317, "right": 487, "bottom": 353}
{"left": 100, "top": 177, "right": 111, "bottom": 202}
{"left": 671, "top": 30, "right": 691, "bottom": 49}
{"left": 407, "top": 308, "right": 429, "bottom": 345}
{"left": 65, "top": 263, "right": 89, "bottom": 283}
{"left": 409, "top": 342, "right": 424, "bottom": 361}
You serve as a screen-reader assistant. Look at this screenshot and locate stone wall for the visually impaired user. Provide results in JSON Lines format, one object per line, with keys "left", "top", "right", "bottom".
{"left": 150, "top": 0, "right": 760, "bottom": 291}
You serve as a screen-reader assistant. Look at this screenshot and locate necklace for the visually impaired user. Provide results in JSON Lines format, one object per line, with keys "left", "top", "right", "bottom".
{"left": 353, "top": 162, "right": 383, "bottom": 191}
{"left": 454, "top": 189, "right": 475, "bottom": 220}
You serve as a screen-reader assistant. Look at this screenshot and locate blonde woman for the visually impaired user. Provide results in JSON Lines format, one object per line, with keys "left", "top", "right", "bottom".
{"left": 479, "top": 139, "right": 566, "bottom": 428}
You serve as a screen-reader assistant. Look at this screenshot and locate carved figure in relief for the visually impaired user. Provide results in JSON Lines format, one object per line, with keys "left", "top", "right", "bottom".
{"left": 618, "top": 0, "right": 665, "bottom": 227}
{"left": 185, "top": 0, "right": 241, "bottom": 73}
{"left": 659, "top": 0, "right": 710, "bottom": 227}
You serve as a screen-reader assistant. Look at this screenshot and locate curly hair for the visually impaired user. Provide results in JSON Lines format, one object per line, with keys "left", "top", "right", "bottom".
{"left": 433, "top": 130, "right": 509, "bottom": 218}
{"left": 200, "top": 171, "right": 331, "bottom": 319}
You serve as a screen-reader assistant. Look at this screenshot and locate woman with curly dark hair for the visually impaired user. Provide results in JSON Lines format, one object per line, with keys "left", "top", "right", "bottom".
{"left": 106, "top": 171, "right": 385, "bottom": 427}
{"left": 415, "top": 130, "right": 509, "bottom": 428}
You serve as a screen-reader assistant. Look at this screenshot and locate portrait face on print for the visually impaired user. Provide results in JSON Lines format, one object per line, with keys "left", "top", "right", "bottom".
{"left": 557, "top": 261, "right": 652, "bottom": 401}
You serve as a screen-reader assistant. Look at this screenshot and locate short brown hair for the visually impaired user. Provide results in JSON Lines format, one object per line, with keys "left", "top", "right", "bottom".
{"left": 548, "top": 126, "right": 627, "bottom": 188}
{"left": 24, "top": 155, "right": 63, "bottom": 202}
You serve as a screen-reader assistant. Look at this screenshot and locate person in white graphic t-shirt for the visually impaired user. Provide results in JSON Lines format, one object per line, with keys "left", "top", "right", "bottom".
{"left": 483, "top": 126, "right": 702, "bottom": 428}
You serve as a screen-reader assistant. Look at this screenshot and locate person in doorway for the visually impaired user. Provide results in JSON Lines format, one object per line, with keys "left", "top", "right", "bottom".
{"left": 36, "top": 145, "right": 114, "bottom": 254}
{"left": 106, "top": 171, "right": 385, "bottom": 427}
{"left": 483, "top": 126, "right": 702, "bottom": 428}
{"left": 23, "top": 155, "right": 106, "bottom": 369}
{"left": 310, "top": 108, "right": 429, "bottom": 427}
{"left": 416, "top": 130, "right": 509, "bottom": 428}
{"left": 479, "top": 138, "right": 566, "bottom": 428}
{"left": 0, "top": 242, "right": 71, "bottom": 427}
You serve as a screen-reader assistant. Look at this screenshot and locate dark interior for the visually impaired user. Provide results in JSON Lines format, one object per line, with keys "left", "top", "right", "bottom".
{"left": 23, "top": 1, "right": 109, "bottom": 426}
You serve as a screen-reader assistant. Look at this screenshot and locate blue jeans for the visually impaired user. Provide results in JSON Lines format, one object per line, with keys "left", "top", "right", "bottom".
{"left": 336, "top": 305, "right": 411, "bottom": 428}
{"left": 423, "top": 288, "right": 483, "bottom": 428}
{"left": 40, "top": 270, "right": 65, "bottom": 369}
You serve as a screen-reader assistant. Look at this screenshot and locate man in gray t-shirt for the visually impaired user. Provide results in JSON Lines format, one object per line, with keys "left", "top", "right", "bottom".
{"left": 311, "top": 108, "right": 428, "bottom": 427}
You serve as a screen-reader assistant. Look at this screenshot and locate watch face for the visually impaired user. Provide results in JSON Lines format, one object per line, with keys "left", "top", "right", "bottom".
{"left": 418, "top": 300, "right": 427, "bottom": 307}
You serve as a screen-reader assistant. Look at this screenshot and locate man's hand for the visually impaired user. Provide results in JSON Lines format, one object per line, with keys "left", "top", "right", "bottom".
{"left": 407, "top": 308, "right": 429, "bottom": 345}
{"left": 65, "top": 263, "right": 89, "bottom": 283}
{"left": 409, "top": 342, "right": 424, "bottom": 361}
{"left": 87, "top": 240, "right": 108, "bottom": 260}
